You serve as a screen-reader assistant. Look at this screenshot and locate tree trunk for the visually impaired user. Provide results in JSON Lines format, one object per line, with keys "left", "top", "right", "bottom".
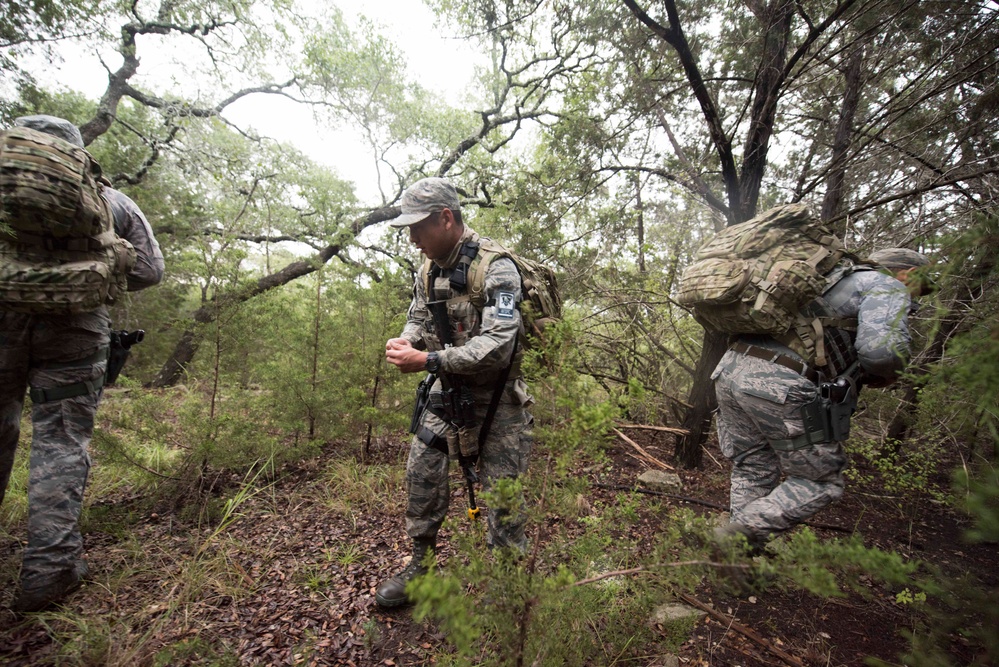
{"left": 821, "top": 44, "right": 865, "bottom": 231}
{"left": 737, "top": 0, "right": 794, "bottom": 220}
{"left": 674, "top": 329, "right": 727, "bottom": 468}
{"left": 148, "top": 206, "right": 398, "bottom": 388}
{"left": 673, "top": 3, "right": 794, "bottom": 464}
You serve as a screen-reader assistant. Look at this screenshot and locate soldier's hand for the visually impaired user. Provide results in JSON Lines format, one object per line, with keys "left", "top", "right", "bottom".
{"left": 385, "top": 339, "right": 427, "bottom": 373}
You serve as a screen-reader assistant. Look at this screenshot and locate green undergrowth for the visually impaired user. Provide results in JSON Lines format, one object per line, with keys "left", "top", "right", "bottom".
{"left": 2, "top": 315, "right": 996, "bottom": 665}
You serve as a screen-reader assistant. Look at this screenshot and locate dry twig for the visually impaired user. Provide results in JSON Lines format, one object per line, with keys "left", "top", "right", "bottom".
{"left": 612, "top": 427, "right": 675, "bottom": 471}
{"left": 678, "top": 592, "right": 807, "bottom": 667}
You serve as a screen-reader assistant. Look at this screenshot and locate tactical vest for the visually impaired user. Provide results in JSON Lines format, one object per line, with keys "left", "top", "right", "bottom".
{"left": 417, "top": 238, "right": 527, "bottom": 383}
{"left": 420, "top": 240, "right": 486, "bottom": 352}
{"left": 419, "top": 237, "right": 560, "bottom": 352}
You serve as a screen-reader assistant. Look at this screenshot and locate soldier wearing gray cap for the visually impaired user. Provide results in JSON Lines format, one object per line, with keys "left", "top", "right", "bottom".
{"left": 388, "top": 177, "right": 462, "bottom": 228}
{"left": 870, "top": 248, "right": 933, "bottom": 297}
{"left": 1, "top": 115, "right": 165, "bottom": 612}
{"left": 378, "top": 177, "right": 534, "bottom": 607}
{"left": 712, "top": 246, "right": 930, "bottom": 557}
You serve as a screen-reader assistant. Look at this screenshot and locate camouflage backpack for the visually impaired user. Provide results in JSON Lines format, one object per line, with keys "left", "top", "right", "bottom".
{"left": 422, "top": 238, "right": 562, "bottom": 347}
{"left": 676, "top": 203, "right": 856, "bottom": 352}
{"left": 0, "top": 126, "right": 135, "bottom": 314}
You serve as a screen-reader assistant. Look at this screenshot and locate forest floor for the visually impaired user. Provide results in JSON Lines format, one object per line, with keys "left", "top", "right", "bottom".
{"left": 1, "top": 421, "right": 996, "bottom": 666}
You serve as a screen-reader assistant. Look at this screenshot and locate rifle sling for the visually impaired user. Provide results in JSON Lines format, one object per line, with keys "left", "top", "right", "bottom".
{"left": 427, "top": 260, "right": 517, "bottom": 449}
{"left": 479, "top": 336, "right": 518, "bottom": 447}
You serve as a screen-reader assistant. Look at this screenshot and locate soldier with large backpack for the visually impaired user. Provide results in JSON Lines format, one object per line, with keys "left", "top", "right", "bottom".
{"left": 677, "top": 204, "right": 929, "bottom": 554}
{"left": 377, "top": 177, "right": 544, "bottom": 608}
{"left": 0, "top": 115, "right": 164, "bottom": 612}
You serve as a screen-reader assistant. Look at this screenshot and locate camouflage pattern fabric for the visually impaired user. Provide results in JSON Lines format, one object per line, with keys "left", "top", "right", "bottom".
{"left": 406, "top": 382, "right": 533, "bottom": 548}
{"left": 712, "top": 269, "right": 913, "bottom": 543}
{"left": 402, "top": 226, "right": 525, "bottom": 380}
{"left": 0, "top": 126, "right": 108, "bottom": 238}
{"left": 0, "top": 308, "right": 110, "bottom": 587}
{"left": 400, "top": 225, "right": 534, "bottom": 549}
{"left": 0, "top": 126, "right": 138, "bottom": 315}
{"left": 104, "top": 187, "right": 164, "bottom": 291}
{"left": 677, "top": 203, "right": 849, "bottom": 337}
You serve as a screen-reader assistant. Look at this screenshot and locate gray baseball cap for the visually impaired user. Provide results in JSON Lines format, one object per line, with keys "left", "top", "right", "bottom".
{"left": 388, "top": 177, "right": 461, "bottom": 228}
{"left": 14, "top": 114, "right": 85, "bottom": 148}
{"left": 868, "top": 248, "right": 930, "bottom": 270}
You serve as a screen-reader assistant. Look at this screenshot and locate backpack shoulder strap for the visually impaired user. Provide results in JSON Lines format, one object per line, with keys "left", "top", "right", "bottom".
{"left": 420, "top": 258, "right": 434, "bottom": 299}
{"left": 466, "top": 238, "right": 511, "bottom": 309}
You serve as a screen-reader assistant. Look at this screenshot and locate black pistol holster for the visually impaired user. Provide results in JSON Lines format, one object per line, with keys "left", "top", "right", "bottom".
{"left": 773, "top": 375, "right": 858, "bottom": 451}
{"left": 106, "top": 329, "right": 145, "bottom": 386}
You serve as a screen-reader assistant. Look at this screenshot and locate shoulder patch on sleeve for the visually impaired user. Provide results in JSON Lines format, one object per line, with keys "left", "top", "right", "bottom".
{"left": 496, "top": 291, "right": 516, "bottom": 319}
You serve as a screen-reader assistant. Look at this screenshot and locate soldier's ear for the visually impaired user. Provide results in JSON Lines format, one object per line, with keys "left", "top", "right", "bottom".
{"left": 439, "top": 208, "right": 458, "bottom": 230}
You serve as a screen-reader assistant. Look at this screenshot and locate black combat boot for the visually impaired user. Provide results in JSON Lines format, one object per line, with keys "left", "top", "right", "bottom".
{"left": 11, "top": 559, "right": 89, "bottom": 613}
{"left": 375, "top": 538, "right": 435, "bottom": 608}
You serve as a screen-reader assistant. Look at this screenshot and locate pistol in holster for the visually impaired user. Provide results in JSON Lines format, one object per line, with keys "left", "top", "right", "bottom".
{"left": 106, "top": 329, "right": 145, "bottom": 386}
{"left": 410, "top": 373, "right": 435, "bottom": 434}
{"left": 800, "top": 376, "right": 858, "bottom": 444}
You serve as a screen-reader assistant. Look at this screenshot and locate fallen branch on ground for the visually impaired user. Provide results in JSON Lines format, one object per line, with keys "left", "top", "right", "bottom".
{"left": 678, "top": 592, "right": 806, "bottom": 667}
{"left": 616, "top": 422, "right": 689, "bottom": 435}
{"left": 572, "top": 560, "right": 749, "bottom": 587}
{"left": 613, "top": 427, "right": 675, "bottom": 471}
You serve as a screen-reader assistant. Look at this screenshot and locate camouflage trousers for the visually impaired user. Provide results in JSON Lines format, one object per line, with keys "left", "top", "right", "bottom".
{"left": 712, "top": 349, "right": 847, "bottom": 544}
{"left": 406, "top": 379, "right": 533, "bottom": 550}
{"left": 0, "top": 309, "right": 110, "bottom": 586}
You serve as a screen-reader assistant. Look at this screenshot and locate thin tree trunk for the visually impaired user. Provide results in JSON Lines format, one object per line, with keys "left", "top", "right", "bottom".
{"left": 821, "top": 44, "right": 865, "bottom": 230}
{"left": 209, "top": 302, "right": 221, "bottom": 420}
{"left": 364, "top": 375, "right": 380, "bottom": 462}
{"left": 674, "top": 329, "right": 727, "bottom": 468}
{"left": 148, "top": 206, "right": 398, "bottom": 388}
{"left": 308, "top": 271, "right": 322, "bottom": 440}
{"left": 635, "top": 175, "right": 646, "bottom": 273}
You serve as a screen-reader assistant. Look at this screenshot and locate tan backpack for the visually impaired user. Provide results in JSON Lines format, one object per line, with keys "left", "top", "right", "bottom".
{"left": 676, "top": 204, "right": 859, "bottom": 363}
{"left": 0, "top": 126, "right": 135, "bottom": 314}
{"left": 421, "top": 238, "right": 562, "bottom": 346}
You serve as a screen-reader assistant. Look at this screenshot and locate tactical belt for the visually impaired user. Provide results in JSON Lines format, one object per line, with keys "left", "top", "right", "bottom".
{"left": 730, "top": 341, "right": 819, "bottom": 384}
{"left": 29, "top": 345, "right": 110, "bottom": 404}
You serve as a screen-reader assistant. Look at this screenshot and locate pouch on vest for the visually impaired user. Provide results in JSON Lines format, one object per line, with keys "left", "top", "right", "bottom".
{"left": 0, "top": 127, "right": 136, "bottom": 314}
{"left": 677, "top": 204, "right": 849, "bottom": 336}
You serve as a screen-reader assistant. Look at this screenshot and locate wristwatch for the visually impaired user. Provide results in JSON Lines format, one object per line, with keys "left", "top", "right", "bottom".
{"left": 425, "top": 351, "right": 441, "bottom": 374}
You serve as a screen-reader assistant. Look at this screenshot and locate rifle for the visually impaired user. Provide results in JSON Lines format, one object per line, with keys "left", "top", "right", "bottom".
{"left": 106, "top": 329, "right": 145, "bottom": 386}
{"left": 426, "top": 295, "right": 482, "bottom": 521}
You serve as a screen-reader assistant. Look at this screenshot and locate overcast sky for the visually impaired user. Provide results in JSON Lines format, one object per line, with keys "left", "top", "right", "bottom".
{"left": 32, "top": 1, "right": 481, "bottom": 202}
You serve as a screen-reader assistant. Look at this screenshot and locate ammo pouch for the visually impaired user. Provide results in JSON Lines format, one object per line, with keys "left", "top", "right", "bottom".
{"left": 453, "top": 424, "right": 481, "bottom": 460}
{"left": 771, "top": 381, "right": 857, "bottom": 451}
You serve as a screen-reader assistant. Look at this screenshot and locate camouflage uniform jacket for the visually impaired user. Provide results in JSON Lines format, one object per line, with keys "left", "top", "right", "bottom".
{"left": 104, "top": 187, "right": 164, "bottom": 292}
{"left": 401, "top": 225, "right": 525, "bottom": 387}
{"left": 728, "top": 265, "right": 913, "bottom": 384}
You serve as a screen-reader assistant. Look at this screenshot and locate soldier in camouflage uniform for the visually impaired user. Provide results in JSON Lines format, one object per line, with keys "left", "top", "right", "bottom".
{"left": 1, "top": 115, "right": 164, "bottom": 613}
{"left": 377, "top": 177, "right": 533, "bottom": 607}
{"left": 712, "top": 248, "right": 930, "bottom": 552}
